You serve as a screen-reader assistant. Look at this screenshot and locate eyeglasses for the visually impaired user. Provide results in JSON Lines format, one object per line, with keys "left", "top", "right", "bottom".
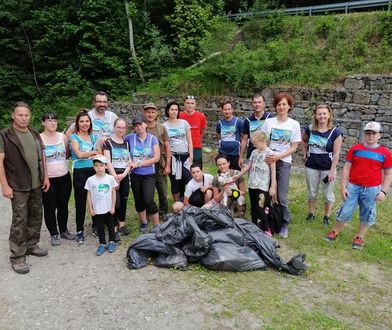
{"left": 185, "top": 95, "right": 196, "bottom": 100}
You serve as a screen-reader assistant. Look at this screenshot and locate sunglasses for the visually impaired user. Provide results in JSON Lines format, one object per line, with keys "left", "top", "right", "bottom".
{"left": 185, "top": 95, "right": 196, "bottom": 100}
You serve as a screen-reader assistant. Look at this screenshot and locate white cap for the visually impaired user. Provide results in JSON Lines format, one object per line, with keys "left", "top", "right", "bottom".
{"left": 363, "top": 122, "right": 382, "bottom": 133}
{"left": 92, "top": 155, "right": 108, "bottom": 164}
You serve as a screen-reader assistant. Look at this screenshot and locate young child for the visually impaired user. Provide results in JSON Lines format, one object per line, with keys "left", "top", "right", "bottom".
{"left": 85, "top": 155, "right": 118, "bottom": 256}
{"left": 325, "top": 122, "right": 392, "bottom": 249}
{"left": 233, "top": 131, "right": 277, "bottom": 236}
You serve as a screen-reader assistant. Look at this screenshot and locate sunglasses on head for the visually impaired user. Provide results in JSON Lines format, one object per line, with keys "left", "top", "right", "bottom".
{"left": 186, "top": 95, "right": 196, "bottom": 100}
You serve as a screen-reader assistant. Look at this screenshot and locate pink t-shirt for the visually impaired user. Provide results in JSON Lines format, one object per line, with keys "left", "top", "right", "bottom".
{"left": 42, "top": 133, "right": 69, "bottom": 178}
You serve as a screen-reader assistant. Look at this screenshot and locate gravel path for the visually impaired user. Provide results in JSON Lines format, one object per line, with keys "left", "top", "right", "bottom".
{"left": 0, "top": 195, "right": 220, "bottom": 330}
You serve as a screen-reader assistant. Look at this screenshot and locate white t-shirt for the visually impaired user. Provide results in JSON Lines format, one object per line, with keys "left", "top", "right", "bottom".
{"left": 261, "top": 117, "right": 301, "bottom": 163}
{"left": 184, "top": 173, "right": 214, "bottom": 198}
{"left": 84, "top": 174, "right": 118, "bottom": 214}
{"left": 248, "top": 148, "right": 273, "bottom": 191}
{"left": 163, "top": 119, "right": 190, "bottom": 154}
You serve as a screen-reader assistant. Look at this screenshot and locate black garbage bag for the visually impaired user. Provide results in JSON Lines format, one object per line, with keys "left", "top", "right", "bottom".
{"left": 183, "top": 204, "right": 235, "bottom": 232}
{"left": 268, "top": 202, "right": 283, "bottom": 234}
{"left": 154, "top": 245, "right": 188, "bottom": 270}
{"left": 244, "top": 231, "right": 308, "bottom": 275}
{"left": 127, "top": 233, "right": 172, "bottom": 269}
{"left": 234, "top": 218, "right": 279, "bottom": 247}
{"left": 155, "top": 213, "right": 192, "bottom": 245}
{"left": 208, "top": 227, "right": 245, "bottom": 246}
{"left": 201, "top": 242, "right": 266, "bottom": 272}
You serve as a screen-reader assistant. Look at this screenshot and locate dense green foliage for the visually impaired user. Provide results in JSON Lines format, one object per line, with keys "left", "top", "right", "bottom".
{"left": 141, "top": 11, "right": 392, "bottom": 96}
{"left": 1, "top": 0, "right": 392, "bottom": 128}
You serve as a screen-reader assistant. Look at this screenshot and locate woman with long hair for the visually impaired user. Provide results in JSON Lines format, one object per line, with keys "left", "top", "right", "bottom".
{"left": 301, "top": 104, "right": 343, "bottom": 225}
{"left": 69, "top": 109, "right": 100, "bottom": 244}
{"left": 103, "top": 118, "right": 131, "bottom": 241}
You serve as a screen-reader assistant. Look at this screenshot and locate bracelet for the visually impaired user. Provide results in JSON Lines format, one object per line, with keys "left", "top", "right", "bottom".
{"left": 380, "top": 190, "right": 387, "bottom": 196}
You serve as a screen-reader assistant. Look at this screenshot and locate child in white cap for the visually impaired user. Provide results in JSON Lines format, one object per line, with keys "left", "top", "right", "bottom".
{"left": 85, "top": 155, "right": 118, "bottom": 255}
{"left": 325, "top": 122, "right": 392, "bottom": 249}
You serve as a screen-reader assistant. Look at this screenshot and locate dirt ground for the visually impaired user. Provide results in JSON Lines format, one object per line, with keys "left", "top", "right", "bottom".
{"left": 1, "top": 193, "right": 391, "bottom": 329}
{"left": 0, "top": 195, "right": 227, "bottom": 330}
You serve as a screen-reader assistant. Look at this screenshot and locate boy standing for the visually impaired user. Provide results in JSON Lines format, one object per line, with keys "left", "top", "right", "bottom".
{"left": 85, "top": 155, "right": 118, "bottom": 256}
{"left": 325, "top": 122, "right": 392, "bottom": 249}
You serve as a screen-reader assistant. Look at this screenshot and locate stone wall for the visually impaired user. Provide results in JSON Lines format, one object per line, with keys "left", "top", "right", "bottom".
{"left": 110, "top": 74, "right": 392, "bottom": 164}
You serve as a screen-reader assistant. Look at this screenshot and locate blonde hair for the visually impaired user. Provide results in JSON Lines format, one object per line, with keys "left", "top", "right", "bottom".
{"left": 312, "top": 104, "right": 334, "bottom": 130}
{"left": 250, "top": 131, "right": 267, "bottom": 145}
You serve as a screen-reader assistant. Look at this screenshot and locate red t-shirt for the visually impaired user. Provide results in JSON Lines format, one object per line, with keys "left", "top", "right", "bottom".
{"left": 346, "top": 143, "right": 392, "bottom": 187}
{"left": 179, "top": 111, "right": 207, "bottom": 148}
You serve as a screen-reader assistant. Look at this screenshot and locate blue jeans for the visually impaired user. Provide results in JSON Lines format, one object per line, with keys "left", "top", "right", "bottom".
{"left": 336, "top": 183, "right": 379, "bottom": 226}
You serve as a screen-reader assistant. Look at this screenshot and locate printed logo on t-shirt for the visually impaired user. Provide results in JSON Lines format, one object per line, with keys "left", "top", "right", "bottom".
{"left": 308, "top": 133, "right": 329, "bottom": 154}
{"left": 92, "top": 119, "right": 112, "bottom": 137}
{"left": 249, "top": 120, "right": 263, "bottom": 137}
{"left": 132, "top": 145, "right": 151, "bottom": 163}
{"left": 45, "top": 142, "right": 66, "bottom": 163}
{"left": 167, "top": 127, "right": 186, "bottom": 141}
{"left": 111, "top": 147, "right": 130, "bottom": 168}
{"left": 221, "top": 124, "right": 236, "bottom": 141}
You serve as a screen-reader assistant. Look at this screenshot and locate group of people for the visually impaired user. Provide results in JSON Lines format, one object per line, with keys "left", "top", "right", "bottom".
{"left": 1, "top": 91, "right": 391, "bottom": 275}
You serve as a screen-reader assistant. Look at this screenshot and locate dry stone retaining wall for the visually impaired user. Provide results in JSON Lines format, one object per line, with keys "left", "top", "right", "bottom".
{"left": 111, "top": 74, "right": 392, "bottom": 163}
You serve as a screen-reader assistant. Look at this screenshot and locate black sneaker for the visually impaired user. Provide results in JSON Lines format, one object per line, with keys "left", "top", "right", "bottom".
{"left": 140, "top": 223, "right": 148, "bottom": 234}
{"left": 76, "top": 231, "right": 85, "bottom": 244}
{"left": 323, "top": 216, "right": 331, "bottom": 226}
{"left": 118, "top": 225, "right": 130, "bottom": 236}
{"left": 305, "top": 213, "right": 315, "bottom": 221}
{"left": 114, "top": 232, "right": 121, "bottom": 244}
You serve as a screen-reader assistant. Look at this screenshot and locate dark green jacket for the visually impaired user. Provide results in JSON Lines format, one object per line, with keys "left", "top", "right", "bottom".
{"left": 0, "top": 126, "right": 45, "bottom": 191}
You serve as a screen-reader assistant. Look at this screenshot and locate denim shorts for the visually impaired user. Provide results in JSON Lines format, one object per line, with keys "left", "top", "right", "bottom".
{"left": 336, "top": 183, "right": 379, "bottom": 226}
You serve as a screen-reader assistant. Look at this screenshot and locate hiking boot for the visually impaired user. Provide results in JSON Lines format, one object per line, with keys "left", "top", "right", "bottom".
{"left": 140, "top": 222, "right": 148, "bottom": 234}
{"left": 305, "top": 213, "right": 315, "bottom": 221}
{"left": 95, "top": 244, "right": 106, "bottom": 256}
{"left": 107, "top": 241, "right": 117, "bottom": 253}
{"left": 118, "top": 225, "right": 130, "bottom": 236}
{"left": 12, "top": 261, "right": 29, "bottom": 274}
{"left": 60, "top": 231, "right": 75, "bottom": 240}
{"left": 324, "top": 231, "right": 337, "bottom": 242}
{"left": 323, "top": 216, "right": 331, "bottom": 226}
{"left": 352, "top": 236, "right": 364, "bottom": 250}
{"left": 114, "top": 232, "right": 121, "bottom": 244}
{"left": 51, "top": 235, "right": 61, "bottom": 246}
{"left": 76, "top": 231, "right": 85, "bottom": 244}
{"left": 26, "top": 245, "right": 48, "bottom": 257}
{"left": 278, "top": 226, "right": 289, "bottom": 238}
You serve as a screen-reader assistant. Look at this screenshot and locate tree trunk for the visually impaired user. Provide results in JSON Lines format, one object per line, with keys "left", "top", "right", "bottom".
{"left": 125, "top": 1, "right": 145, "bottom": 83}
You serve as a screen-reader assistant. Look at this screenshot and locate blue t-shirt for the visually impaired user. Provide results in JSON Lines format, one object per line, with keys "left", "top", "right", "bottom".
{"left": 304, "top": 126, "right": 342, "bottom": 171}
{"left": 242, "top": 112, "right": 274, "bottom": 158}
{"left": 70, "top": 133, "right": 97, "bottom": 169}
{"left": 125, "top": 133, "right": 158, "bottom": 175}
{"left": 216, "top": 116, "right": 243, "bottom": 156}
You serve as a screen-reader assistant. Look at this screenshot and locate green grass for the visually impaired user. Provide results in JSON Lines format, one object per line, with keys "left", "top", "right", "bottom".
{"left": 69, "top": 164, "right": 392, "bottom": 328}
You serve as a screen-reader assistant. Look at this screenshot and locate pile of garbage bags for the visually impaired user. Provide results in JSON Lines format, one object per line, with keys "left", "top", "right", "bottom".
{"left": 126, "top": 205, "right": 307, "bottom": 275}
